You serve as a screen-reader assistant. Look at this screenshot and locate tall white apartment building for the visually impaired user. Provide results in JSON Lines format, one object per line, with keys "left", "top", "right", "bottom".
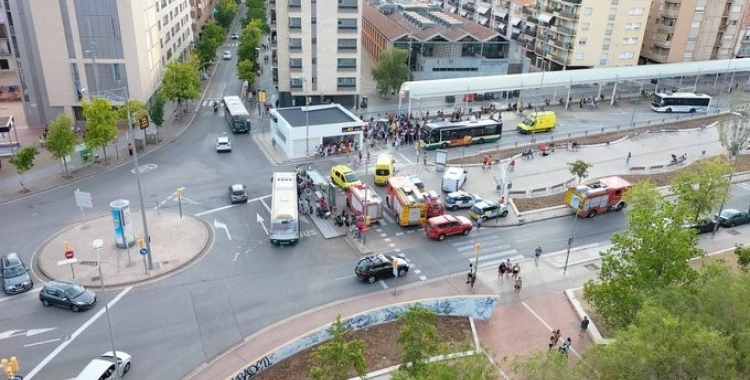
{"left": 274, "top": 0, "right": 362, "bottom": 108}
{"left": 9, "top": 0, "right": 194, "bottom": 126}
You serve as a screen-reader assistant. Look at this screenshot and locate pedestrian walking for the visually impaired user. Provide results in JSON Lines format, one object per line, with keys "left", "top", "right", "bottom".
{"left": 477, "top": 217, "right": 482, "bottom": 229}
{"left": 626, "top": 152, "right": 631, "bottom": 166}
{"left": 559, "top": 337, "right": 572, "bottom": 358}
{"left": 579, "top": 316, "right": 590, "bottom": 336}
{"left": 552, "top": 329, "right": 561, "bottom": 346}
{"left": 488, "top": 155, "right": 493, "bottom": 169}
{"left": 466, "top": 263, "right": 474, "bottom": 283}
{"left": 509, "top": 159, "right": 515, "bottom": 172}
{"left": 512, "top": 263, "right": 521, "bottom": 280}
{"left": 423, "top": 151, "right": 427, "bottom": 166}
{"left": 514, "top": 276, "right": 522, "bottom": 296}
{"left": 498, "top": 261, "right": 507, "bottom": 280}
{"left": 128, "top": 143, "right": 133, "bottom": 156}
{"left": 504, "top": 259, "right": 512, "bottom": 278}
{"left": 534, "top": 246, "right": 542, "bottom": 266}
{"left": 548, "top": 334, "right": 556, "bottom": 351}
{"left": 469, "top": 271, "right": 476, "bottom": 293}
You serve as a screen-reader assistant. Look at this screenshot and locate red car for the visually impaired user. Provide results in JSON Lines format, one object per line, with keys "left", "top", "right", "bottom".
{"left": 424, "top": 215, "right": 473, "bottom": 241}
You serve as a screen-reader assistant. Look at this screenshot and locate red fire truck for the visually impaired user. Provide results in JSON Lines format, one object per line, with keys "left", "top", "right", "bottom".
{"left": 346, "top": 183, "right": 383, "bottom": 226}
{"left": 385, "top": 176, "right": 427, "bottom": 226}
{"left": 564, "top": 176, "right": 632, "bottom": 218}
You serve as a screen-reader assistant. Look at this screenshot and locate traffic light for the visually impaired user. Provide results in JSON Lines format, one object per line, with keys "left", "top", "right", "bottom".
{"left": 138, "top": 238, "right": 145, "bottom": 249}
{"left": 139, "top": 116, "right": 150, "bottom": 130}
{"left": 176, "top": 188, "right": 183, "bottom": 197}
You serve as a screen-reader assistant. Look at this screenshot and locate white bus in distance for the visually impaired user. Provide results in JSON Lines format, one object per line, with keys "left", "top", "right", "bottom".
{"left": 651, "top": 92, "right": 711, "bottom": 113}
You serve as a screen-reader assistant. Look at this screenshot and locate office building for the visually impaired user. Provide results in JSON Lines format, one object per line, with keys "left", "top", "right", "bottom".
{"left": 9, "top": 0, "right": 195, "bottom": 127}
{"left": 274, "top": 0, "right": 363, "bottom": 108}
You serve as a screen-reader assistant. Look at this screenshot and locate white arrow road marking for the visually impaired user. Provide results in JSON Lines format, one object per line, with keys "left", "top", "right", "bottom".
{"left": 256, "top": 213, "right": 269, "bottom": 236}
{"left": 195, "top": 194, "right": 272, "bottom": 217}
{"left": 0, "top": 330, "right": 21, "bottom": 340}
{"left": 213, "top": 219, "right": 232, "bottom": 240}
{"left": 25, "top": 287, "right": 132, "bottom": 380}
{"left": 24, "top": 338, "right": 61, "bottom": 348}
{"left": 177, "top": 196, "right": 202, "bottom": 206}
{"left": 259, "top": 197, "right": 271, "bottom": 213}
{"left": 0, "top": 328, "right": 57, "bottom": 341}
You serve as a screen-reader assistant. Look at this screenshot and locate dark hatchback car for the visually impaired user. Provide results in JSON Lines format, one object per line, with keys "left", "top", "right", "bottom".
{"left": 718, "top": 208, "right": 750, "bottom": 227}
{"left": 355, "top": 254, "right": 409, "bottom": 283}
{"left": 39, "top": 281, "right": 97, "bottom": 312}
{"left": 685, "top": 217, "right": 717, "bottom": 234}
{"left": 1, "top": 252, "right": 33, "bottom": 295}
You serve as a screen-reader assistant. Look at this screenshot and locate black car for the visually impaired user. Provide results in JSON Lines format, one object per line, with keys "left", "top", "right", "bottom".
{"left": 355, "top": 254, "right": 409, "bottom": 283}
{"left": 718, "top": 208, "right": 750, "bottom": 227}
{"left": 1, "top": 253, "right": 33, "bottom": 295}
{"left": 39, "top": 281, "right": 97, "bottom": 312}
{"left": 684, "top": 217, "right": 717, "bottom": 234}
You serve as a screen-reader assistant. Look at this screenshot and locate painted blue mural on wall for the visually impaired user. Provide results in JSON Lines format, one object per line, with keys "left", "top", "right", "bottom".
{"left": 229, "top": 295, "right": 499, "bottom": 380}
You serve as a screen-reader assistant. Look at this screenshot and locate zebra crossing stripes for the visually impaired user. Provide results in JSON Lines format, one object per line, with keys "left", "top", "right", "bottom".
{"left": 735, "top": 183, "right": 750, "bottom": 192}
{"left": 226, "top": 42, "right": 239, "bottom": 47}
{"left": 451, "top": 233, "right": 524, "bottom": 269}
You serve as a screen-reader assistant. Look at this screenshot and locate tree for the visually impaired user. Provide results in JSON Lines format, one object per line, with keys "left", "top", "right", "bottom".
{"left": 308, "top": 315, "right": 366, "bottom": 380}
{"left": 567, "top": 159, "right": 592, "bottom": 183}
{"left": 44, "top": 113, "right": 77, "bottom": 177}
{"left": 392, "top": 353, "right": 497, "bottom": 380}
{"left": 736, "top": 244, "right": 750, "bottom": 270}
{"left": 236, "top": 59, "right": 257, "bottom": 84}
{"left": 214, "top": 0, "right": 238, "bottom": 29}
{"left": 507, "top": 351, "right": 581, "bottom": 380}
{"left": 396, "top": 305, "right": 441, "bottom": 376}
{"left": 160, "top": 58, "right": 201, "bottom": 121}
{"left": 671, "top": 157, "right": 733, "bottom": 220}
{"left": 718, "top": 104, "right": 750, "bottom": 158}
{"left": 82, "top": 97, "right": 119, "bottom": 164}
{"left": 237, "top": 20, "right": 263, "bottom": 63}
{"left": 149, "top": 92, "right": 166, "bottom": 140}
{"left": 371, "top": 48, "right": 410, "bottom": 98}
{"left": 243, "top": 0, "right": 269, "bottom": 33}
{"left": 8, "top": 146, "right": 39, "bottom": 192}
{"left": 580, "top": 301, "right": 738, "bottom": 380}
{"left": 583, "top": 180, "right": 703, "bottom": 330}
{"left": 195, "top": 21, "right": 225, "bottom": 66}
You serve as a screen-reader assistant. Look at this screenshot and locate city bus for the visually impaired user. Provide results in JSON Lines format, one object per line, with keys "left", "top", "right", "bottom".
{"left": 651, "top": 92, "right": 711, "bottom": 113}
{"left": 420, "top": 118, "right": 503, "bottom": 150}
{"left": 270, "top": 172, "right": 300, "bottom": 245}
{"left": 222, "top": 95, "right": 251, "bottom": 133}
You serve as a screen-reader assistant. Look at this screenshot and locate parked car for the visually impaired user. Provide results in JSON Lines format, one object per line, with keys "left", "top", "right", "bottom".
{"left": 216, "top": 136, "right": 231, "bottom": 152}
{"left": 443, "top": 191, "right": 482, "bottom": 211}
{"left": 228, "top": 184, "right": 248, "bottom": 204}
{"left": 1, "top": 252, "right": 33, "bottom": 295}
{"left": 330, "top": 165, "right": 362, "bottom": 190}
{"left": 39, "top": 281, "right": 96, "bottom": 312}
{"left": 424, "top": 215, "right": 473, "bottom": 241}
{"left": 355, "top": 254, "right": 409, "bottom": 283}
{"left": 230, "top": 33, "right": 239, "bottom": 40}
{"left": 684, "top": 217, "right": 716, "bottom": 234}
{"left": 469, "top": 200, "right": 509, "bottom": 222}
{"left": 75, "top": 351, "right": 131, "bottom": 380}
{"left": 222, "top": 50, "right": 233, "bottom": 60}
{"left": 718, "top": 208, "right": 750, "bottom": 227}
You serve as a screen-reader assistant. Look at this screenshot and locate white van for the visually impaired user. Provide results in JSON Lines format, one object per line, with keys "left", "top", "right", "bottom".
{"left": 441, "top": 167, "right": 468, "bottom": 193}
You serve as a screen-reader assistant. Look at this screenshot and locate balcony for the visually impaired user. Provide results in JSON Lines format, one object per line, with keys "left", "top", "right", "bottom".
{"left": 663, "top": 8, "right": 679, "bottom": 18}
{"left": 557, "top": 10, "right": 578, "bottom": 20}
{"left": 652, "top": 38, "right": 672, "bottom": 48}
{"left": 555, "top": 25, "right": 575, "bottom": 35}
{"left": 562, "top": 0, "right": 581, "bottom": 4}
{"left": 657, "top": 23, "right": 675, "bottom": 34}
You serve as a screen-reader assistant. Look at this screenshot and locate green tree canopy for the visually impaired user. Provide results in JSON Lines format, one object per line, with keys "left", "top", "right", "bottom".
{"left": 371, "top": 47, "right": 410, "bottom": 97}
{"left": 308, "top": 315, "right": 367, "bottom": 380}
{"left": 44, "top": 112, "right": 77, "bottom": 176}
{"left": 393, "top": 353, "right": 497, "bottom": 380}
{"left": 214, "top": 0, "right": 238, "bottom": 28}
{"left": 584, "top": 180, "right": 703, "bottom": 330}
{"left": 159, "top": 58, "right": 201, "bottom": 120}
{"left": 718, "top": 104, "right": 750, "bottom": 157}
{"left": 82, "top": 97, "right": 119, "bottom": 164}
{"left": 8, "top": 146, "right": 39, "bottom": 192}
{"left": 567, "top": 159, "right": 592, "bottom": 183}
{"left": 236, "top": 59, "right": 257, "bottom": 84}
{"left": 671, "top": 156, "right": 733, "bottom": 220}
{"left": 237, "top": 20, "right": 263, "bottom": 63}
{"left": 243, "top": 0, "right": 269, "bottom": 32}
{"left": 195, "top": 21, "right": 226, "bottom": 66}
{"left": 149, "top": 91, "right": 166, "bottom": 129}
{"left": 396, "top": 305, "right": 441, "bottom": 375}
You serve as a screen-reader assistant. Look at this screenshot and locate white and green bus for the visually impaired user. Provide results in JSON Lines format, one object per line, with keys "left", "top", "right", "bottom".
{"left": 420, "top": 118, "right": 503, "bottom": 150}
{"left": 270, "top": 172, "right": 300, "bottom": 245}
{"left": 222, "top": 95, "right": 251, "bottom": 133}
{"left": 651, "top": 92, "right": 711, "bottom": 113}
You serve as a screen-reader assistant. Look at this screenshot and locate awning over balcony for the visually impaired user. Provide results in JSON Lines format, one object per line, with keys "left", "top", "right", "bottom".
{"left": 476, "top": 4, "right": 490, "bottom": 15}
{"left": 494, "top": 10, "right": 507, "bottom": 19}
{"left": 537, "top": 13, "right": 554, "bottom": 24}
{"left": 496, "top": 25, "right": 506, "bottom": 34}
{"left": 460, "top": 9, "right": 469, "bottom": 16}
{"left": 477, "top": 16, "right": 489, "bottom": 25}
{"left": 449, "top": 5, "right": 456, "bottom": 13}
{"left": 511, "top": 16, "right": 522, "bottom": 26}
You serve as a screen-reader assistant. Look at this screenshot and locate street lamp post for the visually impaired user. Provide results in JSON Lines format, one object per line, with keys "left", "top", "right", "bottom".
{"left": 298, "top": 76, "right": 310, "bottom": 162}
{"left": 93, "top": 238, "right": 122, "bottom": 380}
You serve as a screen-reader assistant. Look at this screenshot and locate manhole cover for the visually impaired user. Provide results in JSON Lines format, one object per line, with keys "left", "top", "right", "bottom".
{"left": 131, "top": 163, "right": 158, "bottom": 174}
{"left": 727, "top": 229, "right": 740, "bottom": 236}
{"left": 584, "top": 263, "right": 600, "bottom": 271}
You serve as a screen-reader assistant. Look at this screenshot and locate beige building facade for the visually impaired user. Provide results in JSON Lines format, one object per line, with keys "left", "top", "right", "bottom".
{"left": 642, "top": 0, "right": 749, "bottom": 63}
{"left": 10, "top": 0, "right": 194, "bottom": 127}
{"left": 274, "top": 0, "right": 362, "bottom": 108}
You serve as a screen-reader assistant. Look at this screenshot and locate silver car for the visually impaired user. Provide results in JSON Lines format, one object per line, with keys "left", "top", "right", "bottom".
{"left": 229, "top": 184, "right": 248, "bottom": 204}
{"left": 216, "top": 136, "right": 231, "bottom": 152}
{"left": 443, "top": 190, "right": 482, "bottom": 211}
{"left": 222, "top": 50, "right": 233, "bottom": 60}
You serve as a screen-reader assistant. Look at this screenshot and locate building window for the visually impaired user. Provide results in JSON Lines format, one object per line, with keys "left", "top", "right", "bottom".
{"left": 578, "top": 38, "right": 587, "bottom": 46}
{"left": 338, "top": 0, "right": 357, "bottom": 9}
{"left": 337, "top": 58, "right": 356, "bottom": 69}
{"left": 584, "top": 7, "right": 592, "bottom": 15}
{"left": 582, "top": 22, "right": 590, "bottom": 31}
{"left": 312, "top": 38, "right": 317, "bottom": 45}
{"left": 600, "top": 53, "right": 608, "bottom": 65}
{"left": 289, "top": 38, "right": 302, "bottom": 50}
{"left": 625, "top": 23, "right": 641, "bottom": 30}
{"left": 113, "top": 64, "right": 122, "bottom": 82}
{"left": 608, "top": 8, "right": 616, "bottom": 21}
{"left": 605, "top": 23, "right": 613, "bottom": 35}
{"left": 290, "top": 58, "right": 303, "bottom": 69}
{"left": 611, "top": 0, "right": 618, "bottom": 4}
{"left": 289, "top": 17, "right": 302, "bottom": 29}
{"left": 289, "top": 0, "right": 301, "bottom": 8}
{"left": 687, "top": 36, "right": 697, "bottom": 43}
{"left": 337, "top": 77, "right": 356, "bottom": 88}
{"left": 290, "top": 77, "right": 303, "bottom": 88}
{"left": 618, "top": 51, "right": 634, "bottom": 59}
{"left": 628, "top": 7, "right": 644, "bottom": 15}
{"left": 312, "top": 17, "right": 316, "bottom": 24}
{"left": 695, "top": 6, "right": 704, "bottom": 13}
{"left": 576, "top": 53, "right": 584, "bottom": 60}
{"left": 622, "top": 37, "right": 637, "bottom": 45}
{"left": 602, "top": 38, "right": 611, "bottom": 50}
{"left": 732, "top": 5, "right": 741, "bottom": 13}
{"left": 337, "top": 18, "right": 357, "bottom": 30}
{"left": 691, "top": 21, "right": 700, "bottom": 28}
{"left": 337, "top": 38, "right": 357, "bottom": 50}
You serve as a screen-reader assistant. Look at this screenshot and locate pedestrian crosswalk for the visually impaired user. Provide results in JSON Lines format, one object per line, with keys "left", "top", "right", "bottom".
{"left": 734, "top": 182, "right": 750, "bottom": 192}
{"left": 226, "top": 42, "right": 239, "bottom": 47}
{"left": 450, "top": 231, "right": 525, "bottom": 269}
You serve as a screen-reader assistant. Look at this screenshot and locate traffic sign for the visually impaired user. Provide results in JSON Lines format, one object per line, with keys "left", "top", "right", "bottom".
{"left": 139, "top": 248, "right": 149, "bottom": 256}
{"left": 64, "top": 250, "right": 74, "bottom": 259}
{"left": 74, "top": 189, "right": 93, "bottom": 209}
{"left": 78, "top": 260, "right": 98, "bottom": 267}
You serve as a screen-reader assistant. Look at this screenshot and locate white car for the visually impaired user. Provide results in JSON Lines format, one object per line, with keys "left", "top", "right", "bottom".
{"left": 76, "top": 351, "right": 131, "bottom": 380}
{"left": 216, "top": 136, "right": 231, "bottom": 152}
{"left": 443, "top": 190, "right": 482, "bottom": 211}
{"left": 230, "top": 33, "right": 239, "bottom": 40}
{"left": 222, "top": 50, "right": 233, "bottom": 60}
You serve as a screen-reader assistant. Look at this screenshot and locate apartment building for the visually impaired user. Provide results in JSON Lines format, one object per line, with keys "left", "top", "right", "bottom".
{"left": 9, "top": 0, "right": 194, "bottom": 127}
{"left": 736, "top": 2, "right": 750, "bottom": 57}
{"left": 0, "top": 0, "right": 22, "bottom": 102}
{"left": 642, "top": 0, "right": 749, "bottom": 63}
{"left": 274, "top": 0, "right": 362, "bottom": 108}
{"left": 190, "top": 0, "right": 217, "bottom": 33}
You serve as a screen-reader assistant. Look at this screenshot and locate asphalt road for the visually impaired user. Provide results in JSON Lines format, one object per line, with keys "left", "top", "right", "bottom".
{"left": 4, "top": 49, "right": 750, "bottom": 380}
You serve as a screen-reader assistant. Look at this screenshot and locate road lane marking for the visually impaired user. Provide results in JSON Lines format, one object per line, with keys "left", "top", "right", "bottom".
{"left": 213, "top": 219, "right": 232, "bottom": 240}
{"left": 195, "top": 194, "right": 272, "bottom": 216}
{"left": 259, "top": 197, "right": 271, "bottom": 213}
{"left": 379, "top": 280, "right": 388, "bottom": 289}
{"left": 24, "top": 338, "right": 61, "bottom": 348}
{"left": 25, "top": 287, "right": 132, "bottom": 380}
